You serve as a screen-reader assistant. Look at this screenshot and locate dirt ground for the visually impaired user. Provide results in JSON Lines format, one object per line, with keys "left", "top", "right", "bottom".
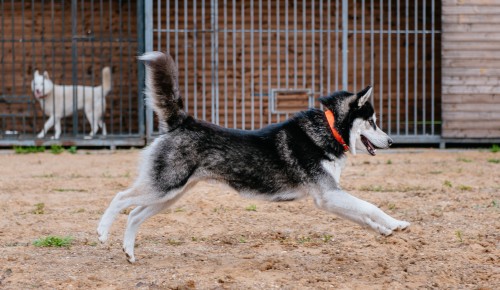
{"left": 0, "top": 148, "right": 498, "bottom": 289}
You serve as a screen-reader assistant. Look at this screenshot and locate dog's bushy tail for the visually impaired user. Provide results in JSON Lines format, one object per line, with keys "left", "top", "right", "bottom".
{"left": 101, "top": 66, "right": 112, "bottom": 96}
{"left": 139, "top": 51, "right": 186, "bottom": 131}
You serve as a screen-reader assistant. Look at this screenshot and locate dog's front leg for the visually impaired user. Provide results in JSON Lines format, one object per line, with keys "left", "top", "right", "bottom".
{"left": 37, "top": 116, "right": 55, "bottom": 139}
{"left": 313, "top": 188, "right": 410, "bottom": 236}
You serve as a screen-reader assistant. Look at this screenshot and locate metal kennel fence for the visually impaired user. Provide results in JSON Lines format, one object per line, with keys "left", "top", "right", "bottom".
{"left": 0, "top": 1, "right": 442, "bottom": 147}
{"left": 145, "top": 0, "right": 442, "bottom": 144}
{"left": 0, "top": 0, "right": 145, "bottom": 147}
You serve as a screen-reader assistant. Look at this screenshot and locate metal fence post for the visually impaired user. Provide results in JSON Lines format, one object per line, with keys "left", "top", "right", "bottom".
{"left": 137, "top": 0, "right": 146, "bottom": 139}
{"left": 71, "top": 0, "right": 78, "bottom": 136}
{"left": 145, "top": 0, "right": 153, "bottom": 141}
{"left": 342, "top": 0, "right": 348, "bottom": 90}
{"left": 211, "top": 0, "right": 219, "bottom": 125}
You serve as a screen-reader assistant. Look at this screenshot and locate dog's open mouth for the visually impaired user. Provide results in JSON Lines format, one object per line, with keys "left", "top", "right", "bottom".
{"left": 361, "top": 135, "right": 378, "bottom": 156}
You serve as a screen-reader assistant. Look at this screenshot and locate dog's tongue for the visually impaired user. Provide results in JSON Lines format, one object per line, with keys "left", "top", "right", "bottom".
{"left": 361, "top": 135, "right": 376, "bottom": 156}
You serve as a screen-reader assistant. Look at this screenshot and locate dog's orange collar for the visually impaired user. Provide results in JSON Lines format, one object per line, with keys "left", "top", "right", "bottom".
{"left": 325, "top": 110, "right": 349, "bottom": 152}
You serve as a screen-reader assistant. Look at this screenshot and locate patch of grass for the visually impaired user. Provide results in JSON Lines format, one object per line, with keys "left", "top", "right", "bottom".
{"left": 167, "top": 239, "right": 183, "bottom": 246}
{"left": 14, "top": 146, "right": 45, "bottom": 154}
{"left": 458, "top": 185, "right": 473, "bottom": 191}
{"left": 487, "top": 159, "right": 500, "bottom": 164}
{"left": 213, "top": 205, "right": 227, "bottom": 213}
{"left": 297, "top": 236, "right": 312, "bottom": 244}
{"left": 33, "top": 236, "right": 73, "bottom": 247}
{"left": 490, "top": 200, "right": 499, "bottom": 208}
{"left": 443, "top": 180, "right": 453, "bottom": 188}
{"left": 429, "top": 171, "right": 442, "bottom": 175}
{"left": 245, "top": 204, "right": 257, "bottom": 211}
{"left": 457, "top": 157, "right": 472, "bottom": 163}
{"left": 239, "top": 237, "right": 247, "bottom": 243}
{"left": 322, "top": 234, "right": 333, "bottom": 243}
{"left": 386, "top": 159, "right": 392, "bottom": 165}
{"left": 53, "top": 188, "right": 87, "bottom": 192}
{"left": 455, "top": 230, "right": 463, "bottom": 243}
{"left": 50, "top": 145, "right": 64, "bottom": 154}
{"left": 491, "top": 144, "right": 500, "bottom": 153}
{"left": 387, "top": 203, "right": 397, "bottom": 210}
{"left": 67, "top": 146, "right": 77, "bottom": 154}
{"left": 359, "top": 185, "right": 384, "bottom": 192}
{"left": 174, "top": 207, "right": 186, "bottom": 213}
{"left": 32, "top": 203, "right": 45, "bottom": 214}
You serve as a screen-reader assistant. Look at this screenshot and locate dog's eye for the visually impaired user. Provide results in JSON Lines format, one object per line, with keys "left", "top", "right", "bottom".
{"left": 368, "top": 120, "right": 376, "bottom": 130}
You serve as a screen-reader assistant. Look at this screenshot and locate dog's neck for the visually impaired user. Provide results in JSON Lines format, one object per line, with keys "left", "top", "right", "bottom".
{"left": 324, "top": 110, "right": 349, "bottom": 152}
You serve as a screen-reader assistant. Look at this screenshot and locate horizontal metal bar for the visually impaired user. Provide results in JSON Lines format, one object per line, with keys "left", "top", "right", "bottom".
{"left": 0, "top": 38, "right": 137, "bottom": 43}
{"left": 154, "top": 28, "right": 442, "bottom": 34}
{"left": 0, "top": 136, "right": 146, "bottom": 147}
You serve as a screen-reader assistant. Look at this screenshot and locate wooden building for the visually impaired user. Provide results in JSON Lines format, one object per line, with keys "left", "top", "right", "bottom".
{"left": 442, "top": 0, "right": 500, "bottom": 140}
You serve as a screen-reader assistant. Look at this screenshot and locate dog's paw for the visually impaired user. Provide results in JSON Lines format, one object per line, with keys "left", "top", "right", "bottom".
{"left": 393, "top": 220, "right": 410, "bottom": 231}
{"left": 123, "top": 247, "right": 136, "bottom": 263}
{"left": 37, "top": 133, "right": 45, "bottom": 139}
{"left": 97, "top": 228, "right": 108, "bottom": 243}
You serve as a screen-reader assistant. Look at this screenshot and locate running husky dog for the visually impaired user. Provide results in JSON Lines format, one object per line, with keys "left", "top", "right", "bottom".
{"left": 97, "top": 52, "right": 410, "bottom": 263}
{"left": 31, "top": 67, "right": 111, "bottom": 139}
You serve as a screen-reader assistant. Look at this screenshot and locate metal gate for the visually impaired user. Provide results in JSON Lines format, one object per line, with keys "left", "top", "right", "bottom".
{"left": 0, "top": 0, "right": 144, "bottom": 147}
{"left": 145, "top": 0, "right": 441, "bottom": 144}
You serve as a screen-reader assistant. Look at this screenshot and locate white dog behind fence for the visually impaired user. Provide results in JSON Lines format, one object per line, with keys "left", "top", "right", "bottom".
{"left": 31, "top": 67, "right": 112, "bottom": 139}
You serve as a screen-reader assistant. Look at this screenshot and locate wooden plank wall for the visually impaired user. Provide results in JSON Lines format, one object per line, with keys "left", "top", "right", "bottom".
{"left": 442, "top": 0, "right": 500, "bottom": 138}
{"left": 0, "top": 0, "right": 139, "bottom": 136}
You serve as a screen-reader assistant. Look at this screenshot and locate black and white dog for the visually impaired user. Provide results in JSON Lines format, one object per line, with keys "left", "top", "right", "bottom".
{"left": 97, "top": 52, "right": 410, "bottom": 263}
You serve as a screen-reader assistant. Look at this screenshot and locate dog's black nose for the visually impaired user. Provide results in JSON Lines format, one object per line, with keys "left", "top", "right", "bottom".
{"left": 388, "top": 138, "right": 393, "bottom": 146}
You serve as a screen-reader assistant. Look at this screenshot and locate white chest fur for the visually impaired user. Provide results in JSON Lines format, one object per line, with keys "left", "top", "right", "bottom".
{"left": 321, "top": 156, "right": 346, "bottom": 185}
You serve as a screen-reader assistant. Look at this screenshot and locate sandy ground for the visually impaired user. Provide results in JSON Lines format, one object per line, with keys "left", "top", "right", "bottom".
{"left": 0, "top": 148, "right": 499, "bottom": 289}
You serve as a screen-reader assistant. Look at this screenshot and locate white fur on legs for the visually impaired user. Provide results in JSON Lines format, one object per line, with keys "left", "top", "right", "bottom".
{"left": 313, "top": 187, "right": 410, "bottom": 236}
{"left": 53, "top": 118, "right": 62, "bottom": 139}
{"left": 123, "top": 202, "right": 171, "bottom": 263}
{"left": 97, "top": 187, "right": 140, "bottom": 243}
{"left": 37, "top": 115, "right": 55, "bottom": 138}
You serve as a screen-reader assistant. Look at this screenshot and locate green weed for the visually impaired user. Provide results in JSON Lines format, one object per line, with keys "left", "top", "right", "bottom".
{"left": 14, "top": 146, "right": 45, "bottom": 154}
{"left": 297, "top": 236, "right": 312, "bottom": 244}
{"left": 429, "top": 171, "right": 442, "bottom": 175}
{"left": 487, "top": 159, "right": 500, "bottom": 164}
{"left": 33, "top": 236, "right": 73, "bottom": 247}
{"left": 457, "top": 157, "right": 472, "bottom": 163}
{"left": 32, "top": 203, "right": 45, "bottom": 214}
{"left": 322, "top": 234, "right": 333, "bottom": 243}
{"left": 245, "top": 204, "right": 257, "bottom": 211}
{"left": 67, "top": 146, "right": 77, "bottom": 154}
{"left": 458, "top": 185, "right": 472, "bottom": 191}
{"left": 443, "top": 180, "right": 453, "bottom": 188}
{"left": 455, "top": 230, "right": 463, "bottom": 243}
{"left": 50, "top": 145, "right": 64, "bottom": 154}
{"left": 388, "top": 203, "right": 396, "bottom": 210}
{"left": 491, "top": 144, "right": 500, "bottom": 153}
{"left": 386, "top": 159, "right": 392, "bottom": 165}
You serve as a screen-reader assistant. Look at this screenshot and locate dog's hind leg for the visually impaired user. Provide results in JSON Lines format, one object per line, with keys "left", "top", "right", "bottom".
{"left": 53, "top": 118, "right": 62, "bottom": 139}
{"left": 123, "top": 199, "right": 178, "bottom": 263}
{"left": 97, "top": 186, "right": 146, "bottom": 243}
{"left": 99, "top": 119, "right": 107, "bottom": 136}
{"left": 312, "top": 185, "right": 410, "bottom": 236}
{"left": 122, "top": 180, "right": 197, "bottom": 262}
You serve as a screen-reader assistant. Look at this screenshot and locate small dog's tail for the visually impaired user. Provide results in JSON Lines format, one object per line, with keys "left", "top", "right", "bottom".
{"left": 138, "top": 51, "right": 186, "bottom": 131}
{"left": 101, "top": 66, "right": 112, "bottom": 96}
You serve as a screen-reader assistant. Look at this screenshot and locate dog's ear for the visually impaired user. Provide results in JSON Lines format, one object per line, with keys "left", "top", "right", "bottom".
{"left": 356, "top": 85, "right": 372, "bottom": 107}
{"left": 43, "top": 71, "right": 50, "bottom": 79}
